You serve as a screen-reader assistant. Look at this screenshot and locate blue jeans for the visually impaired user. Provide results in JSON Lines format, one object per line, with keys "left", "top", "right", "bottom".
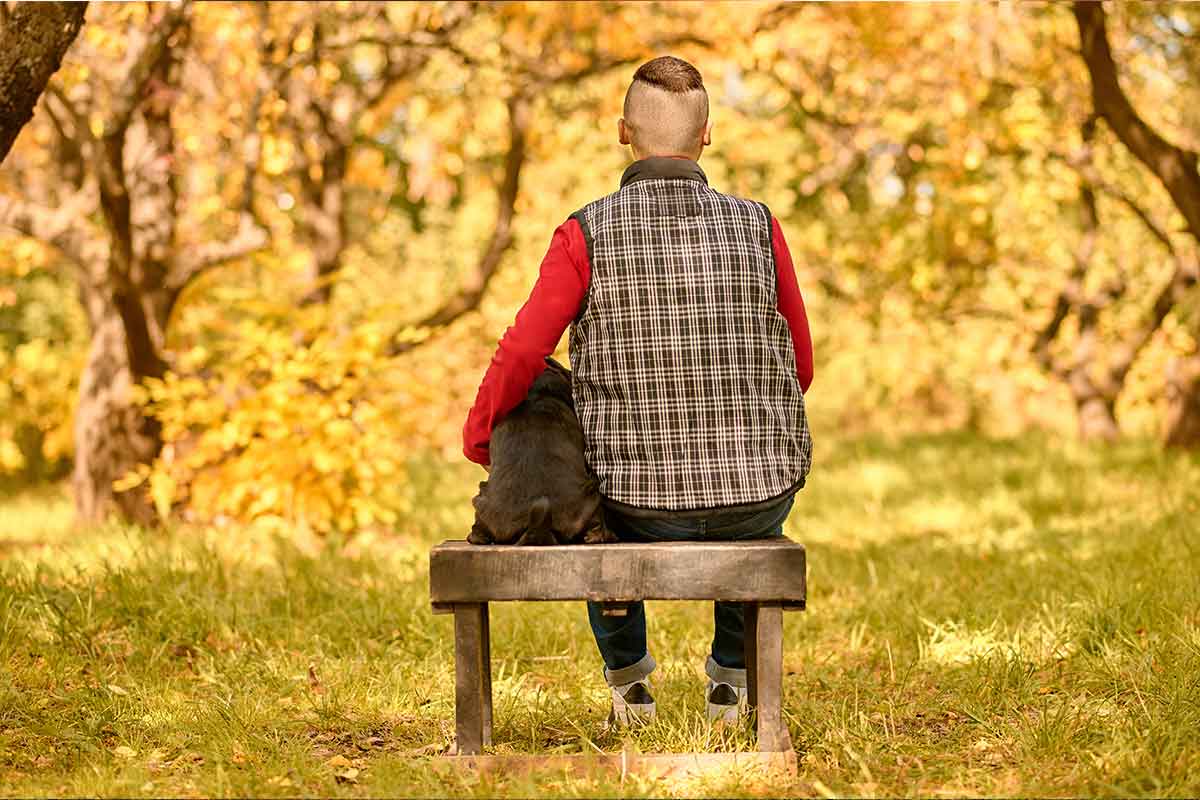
{"left": 586, "top": 495, "right": 794, "bottom": 688}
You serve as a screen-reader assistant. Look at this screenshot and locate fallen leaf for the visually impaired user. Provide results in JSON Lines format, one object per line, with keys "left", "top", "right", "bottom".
{"left": 112, "top": 746, "right": 137, "bottom": 759}
{"left": 406, "top": 742, "right": 444, "bottom": 756}
{"left": 107, "top": 685, "right": 129, "bottom": 696}
{"left": 307, "top": 664, "right": 325, "bottom": 695}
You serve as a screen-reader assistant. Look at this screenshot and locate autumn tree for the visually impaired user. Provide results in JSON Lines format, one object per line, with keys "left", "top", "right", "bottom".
{"left": 1070, "top": 1, "right": 1200, "bottom": 446}
{"left": 142, "top": 2, "right": 716, "bottom": 534}
{"left": 0, "top": 1, "right": 715, "bottom": 529}
{"left": 0, "top": 2, "right": 267, "bottom": 522}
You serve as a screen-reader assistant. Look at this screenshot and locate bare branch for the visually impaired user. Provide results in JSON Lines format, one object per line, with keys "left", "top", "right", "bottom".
{"left": 1106, "top": 248, "right": 1200, "bottom": 390}
{"left": 0, "top": 190, "right": 95, "bottom": 271}
{"left": 45, "top": 83, "right": 90, "bottom": 143}
{"left": 1073, "top": 1, "right": 1200, "bottom": 241}
{"left": 1035, "top": 106, "right": 1200, "bottom": 406}
{"left": 1033, "top": 117, "right": 1099, "bottom": 376}
{"left": 167, "top": 213, "right": 268, "bottom": 293}
{"left": 765, "top": 63, "right": 859, "bottom": 132}
{"left": 386, "top": 90, "right": 531, "bottom": 357}
{"left": 753, "top": 2, "right": 809, "bottom": 36}
{"left": 239, "top": 2, "right": 272, "bottom": 221}
{"left": 1092, "top": 179, "right": 1177, "bottom": 256}
{"left": 108, "top": 1, "right": 189, "bottom": 136}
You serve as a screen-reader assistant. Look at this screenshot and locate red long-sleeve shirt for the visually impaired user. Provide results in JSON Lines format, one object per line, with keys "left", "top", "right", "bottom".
{"left": 463, "top": 216, "right": 813, "bottom": 466}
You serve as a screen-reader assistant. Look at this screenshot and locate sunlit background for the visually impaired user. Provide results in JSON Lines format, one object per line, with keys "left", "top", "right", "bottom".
{"left": 0, "top": 4, "right": 1198, "bottom": 795}
{"left": 1, "top": 2, "right": 1198, "bottom": 533}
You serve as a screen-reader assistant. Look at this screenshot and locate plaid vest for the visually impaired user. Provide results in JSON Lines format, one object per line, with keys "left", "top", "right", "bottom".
{"left": 569, "top": 158, "right": 812, "bottom": 514}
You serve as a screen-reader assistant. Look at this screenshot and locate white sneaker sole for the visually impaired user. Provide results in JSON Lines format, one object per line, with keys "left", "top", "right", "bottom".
{"left": 706, "top": 700, "right": 743, "bottom": 723}
{"left": 610, "top": 702, "right": 657, "bottom": 727}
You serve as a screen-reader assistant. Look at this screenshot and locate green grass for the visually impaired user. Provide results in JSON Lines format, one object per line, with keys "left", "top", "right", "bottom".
{"left": 0, "top": 432, "right": 1198, "bottom": 797}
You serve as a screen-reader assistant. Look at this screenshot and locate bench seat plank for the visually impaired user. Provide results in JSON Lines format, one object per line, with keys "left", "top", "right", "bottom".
{"left": 429, "top": 539, "right": 806, "bottom": 605}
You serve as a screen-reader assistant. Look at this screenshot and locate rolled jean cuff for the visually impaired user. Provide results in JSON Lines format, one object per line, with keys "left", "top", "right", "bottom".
{"left": 706, "top": 655, "right": 747, "bottom": 688}
{"left": 604, "top": 653, "right": 656, "bottom": 687}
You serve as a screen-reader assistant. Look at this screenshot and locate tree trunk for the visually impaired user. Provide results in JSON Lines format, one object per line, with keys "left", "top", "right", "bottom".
{"left": 298, "top": 144, "right": 347, "bottom": 307}
{"left": 1076, "top": 393, "right": 1120, "bottom": 442}
{"left": 1165, "top": 354, "right": 1200, "bottom": 448}
{"left": 0, "top": 2, "right": 87, "bottom": 163}
{"left": 72, "top": 290, "right": 161, "bottom": 525}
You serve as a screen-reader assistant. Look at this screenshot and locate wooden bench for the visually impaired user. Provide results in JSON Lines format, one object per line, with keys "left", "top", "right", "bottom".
{"left": 429, "top": 539, "right": 806, "bottom": 774}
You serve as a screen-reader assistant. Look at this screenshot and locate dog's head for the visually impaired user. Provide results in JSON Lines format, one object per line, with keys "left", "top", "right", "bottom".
{"left": 530, "top": 357, "right": 574, "bottom": 407}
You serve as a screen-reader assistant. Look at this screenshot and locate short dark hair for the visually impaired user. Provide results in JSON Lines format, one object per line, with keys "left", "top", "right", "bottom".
{"left": 622, "top": 56, "right": 709, "bottom": 157}
{"left": 631, "top": 56, "right": 705, "bottom": 94}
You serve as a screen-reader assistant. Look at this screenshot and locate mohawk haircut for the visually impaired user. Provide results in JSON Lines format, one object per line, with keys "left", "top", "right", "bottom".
{"left": 622, "top": 56, "right": 709, "bottom": 158}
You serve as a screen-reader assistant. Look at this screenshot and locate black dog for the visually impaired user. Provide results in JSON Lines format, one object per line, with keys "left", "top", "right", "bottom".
{"left": 469, "top": 358, "right": 615, "bottom": 546}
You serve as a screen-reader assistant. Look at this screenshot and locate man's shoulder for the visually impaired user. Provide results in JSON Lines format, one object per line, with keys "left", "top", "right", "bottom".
{"left": 704, "top": 186, "right": 772, "bottom": 220}
{"left": 569, "top": 187, "right": 623, "bottom": 224}
{"left": 569, "top": 184, "right": 773, "bottom": 235}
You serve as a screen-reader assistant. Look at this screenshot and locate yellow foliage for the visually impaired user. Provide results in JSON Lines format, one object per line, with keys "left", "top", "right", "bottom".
{"left": 4, "top": 0, "right": 1199, "bottom": 527}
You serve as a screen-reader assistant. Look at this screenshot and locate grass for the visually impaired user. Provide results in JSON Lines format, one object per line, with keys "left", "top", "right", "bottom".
{"left": 0, "top": 431, "right": 1198, "bottom": 797}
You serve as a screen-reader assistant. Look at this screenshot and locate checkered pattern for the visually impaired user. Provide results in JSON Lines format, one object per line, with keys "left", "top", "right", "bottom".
{"left": 569, "top": 178, "right": 812, "bottom": 511}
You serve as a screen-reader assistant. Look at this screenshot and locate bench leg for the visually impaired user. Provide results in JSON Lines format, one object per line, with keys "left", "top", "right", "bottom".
{"left": 744, "top": 603, "right": 759, "bottom": 710}
{"left": 751, "top": 603, "right": 792, "bottom": 753}
{"left": 481, "top": 603, "right": 493, "bottom": 746}
{"left": 454, "top": 602, "right": 492, "bottom": 754}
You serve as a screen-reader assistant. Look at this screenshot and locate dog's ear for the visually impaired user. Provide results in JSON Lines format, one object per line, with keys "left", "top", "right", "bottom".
{"left": 534, "top": 359, "right": 574, "bottom": 406}
{"left": 543, "top": 357, "right": 572, "bottom": 382}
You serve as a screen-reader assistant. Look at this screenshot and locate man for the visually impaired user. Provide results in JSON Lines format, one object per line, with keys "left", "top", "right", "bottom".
{"left": 463, "top": 56, "right": 813, "bottom": 727}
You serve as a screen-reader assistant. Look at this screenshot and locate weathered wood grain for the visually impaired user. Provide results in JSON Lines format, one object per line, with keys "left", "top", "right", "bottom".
{"left": 752, "top": 603, "right": 791, "bottom": 753}
{"left": 433, "top": 538, "right": 805, "bottom": 758}
{"left": 480, "top": 604, "right": 493, "bottom": 747}
{"left": 745, "top": 602, "right": 759, "bottom": 709}
{"left": 430, "top": 540, "right": 806, "bottom": 605}
{"left": 453, "top": 603, "right": 490, "bottom": 755}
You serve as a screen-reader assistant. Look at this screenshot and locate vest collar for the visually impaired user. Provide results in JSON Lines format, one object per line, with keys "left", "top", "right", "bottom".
{"left": 620, "top": 157, "right": 708, "bottom": 189}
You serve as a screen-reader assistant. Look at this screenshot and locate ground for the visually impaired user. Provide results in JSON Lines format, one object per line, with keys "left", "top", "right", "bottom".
{"left": 0, "top": 432, "right": 1197, "bottom": 797}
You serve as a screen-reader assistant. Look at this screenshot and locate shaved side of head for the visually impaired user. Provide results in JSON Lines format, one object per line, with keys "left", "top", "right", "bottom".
{"left": 622, "top": 56, "right": 709, "bottom": 159}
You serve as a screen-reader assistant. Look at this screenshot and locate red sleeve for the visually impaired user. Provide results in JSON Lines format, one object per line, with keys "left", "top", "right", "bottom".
{"left": 772, "top": 217, "right": 814, "bottom": 393}
{"left": 462, "top": 218, "right": 590, "bottom": 465}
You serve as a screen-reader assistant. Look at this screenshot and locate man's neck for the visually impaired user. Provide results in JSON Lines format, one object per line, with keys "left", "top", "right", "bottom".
{"left": 635, "top": 153, "right": 698, "bottom": 162}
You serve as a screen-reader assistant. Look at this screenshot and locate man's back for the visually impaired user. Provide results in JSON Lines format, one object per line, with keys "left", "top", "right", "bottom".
{"left": 462, "top": 53, "right": 816, "bottom": 727}
{"left": 569, "top": 157, "right": 811, "bottom": 512}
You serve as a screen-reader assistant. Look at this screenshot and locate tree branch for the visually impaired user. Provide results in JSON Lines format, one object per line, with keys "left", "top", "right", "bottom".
{"left": 1033, "top": 117, "right": 1099, "bottom": 377}
{"left": 108, "top": 1, "right": 189, "bottom": 136}
{"left": 1105, "top": 247, "right": 1200, "bottom": 391}
{"left": 1073, "top": 1, "right": 1200, "bottom": 241}
{"left": 386, "top": 90, "right": 531, "bottom": 357}
{"left": 167, "top": 213, "right": 268, "bottom": 294}
{"left": 0, "top": 190, "right": 95, "bottom": 272}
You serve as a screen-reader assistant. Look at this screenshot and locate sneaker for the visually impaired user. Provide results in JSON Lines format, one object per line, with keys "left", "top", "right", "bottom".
{"left": 706, "top": 679, "right": 748, "bottom": 723}
{"left": 607, "top": 679, "right": 656, "bottom": 728}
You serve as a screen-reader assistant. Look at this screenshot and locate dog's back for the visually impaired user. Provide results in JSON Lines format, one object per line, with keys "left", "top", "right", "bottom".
{"left": 470, "top": 361, "right": 607, "bottom": 545}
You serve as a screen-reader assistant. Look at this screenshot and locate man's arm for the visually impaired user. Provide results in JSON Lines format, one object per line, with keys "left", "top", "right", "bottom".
{"left": 462, "top": 218, "right": 591, "bottom": 465}
{"left": 771, "top": 217, "right": 814, "bottom": 393}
